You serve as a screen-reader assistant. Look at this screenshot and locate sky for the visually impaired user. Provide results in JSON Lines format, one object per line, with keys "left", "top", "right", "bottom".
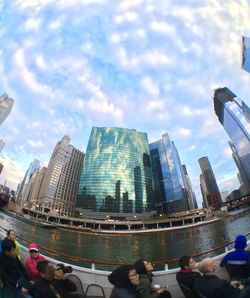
{"left": 0, "top": 0, "right": 250, "bottom": 207}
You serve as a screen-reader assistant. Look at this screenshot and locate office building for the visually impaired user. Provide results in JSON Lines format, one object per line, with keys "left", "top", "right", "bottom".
{"left": 0, "top": 93, "right": 14, "bottom": 125}
{"left": 0, "top": 140, "right": 5, "bottom": 153}
{"left": 242, "top": 36, "right": 250, "bottom": 73}
{"left": 17, "top": 159, "right": 41, "bottom": 204}
{"left": 214, "top": 87, "right": 250, "bottom": 195}
{"left": 149, "top": 133, "right": 189, "bottom": 214}
{"left": 38, "top": 136, "right": 84, "bottom": 216}
{"left": 77, "top": 127, "right": 154, "bottom": 214}
{"left": 198, "top": 156, "right": 222, "bottom": 209}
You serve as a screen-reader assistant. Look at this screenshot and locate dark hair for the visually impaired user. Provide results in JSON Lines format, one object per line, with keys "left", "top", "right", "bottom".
{"left": 135, "top": 259, "right": 147, "bottom": 275}
{"left": 7, "top": 229, "right": 15, "bottom": 237}
{"left": 37, "top": 260, "right": 50, "bottom": 273}
{"left": 1, "top": 239, "right": 16, "bottom": 253}
{"left": 179, "top": 256, "right": 191, "bottom": 269}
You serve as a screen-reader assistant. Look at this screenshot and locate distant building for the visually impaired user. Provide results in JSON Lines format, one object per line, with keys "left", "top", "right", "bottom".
{"left": 17, "top": 159, "right": 41, "bottom": 205}
{"left": 220, "top": 191, "right": 229, "bottom": 202}
{"left": 77, "top": 127, "right": 154, "bottom": 214}
{"left": 149, "top": 133, "right": 189, "bottom": 214}
{"left": 182, "top": 164, "right": 198, "bottom": 209}
{"left": 198, "top": 156, "right": 222, "bottom": 209}
{"left": 214, "top": 87, "right": 250, "bottom": 195}
{"left": 27, "top": 167, "right": 46, "bottom": 209}
{"left": 0, "top": 93, "right": 14, "bottom": 125}
{"left": 0, "top": 140, "right": 5, "bottom": 153}
{"left": 38, "top": 136, "right": 84, "bottom": 216}
{"left": 242, "top": 36, "right": 250, "bottom": 73}
{"left": 0, "top": 163, "right": 3, "bottom": 175}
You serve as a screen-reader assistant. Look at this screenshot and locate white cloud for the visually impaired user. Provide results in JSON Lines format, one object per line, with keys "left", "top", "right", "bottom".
{"left": 150, "top": 21, "right": 175, "bottom": 35}
{"left": 0, "top": 156, "right": 25, "bottom": 189}
{"left": 173, "top": 127, "right": 192, "bottom": 138}
{"left": 23, "top": 18, "right": 42, "bottom": 31}
{"left": 141, "top": 76, "right": 159, "bottom": 96}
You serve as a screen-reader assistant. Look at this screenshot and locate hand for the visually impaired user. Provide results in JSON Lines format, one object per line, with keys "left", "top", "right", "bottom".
{"left": 156, "top": 288, "right": 166, "bottom": 294}
{"left": 231, "top": 281, "right": 240, "bottom": 288}
{"left": 54, "top": 268, "right": 65, "bottom": 280}
{"left": 21, "top": 287, "right": 28, "bottom": 294}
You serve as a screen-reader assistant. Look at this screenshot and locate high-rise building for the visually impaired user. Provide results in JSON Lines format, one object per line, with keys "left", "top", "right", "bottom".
{"left": 38, "top": 136, "right": 84, "bottom": 216}
{"left": 0, "top": 163, "right": 3, "bottom": 175}
{"left": 27, "top": 167, "right": 46, "bottom": 209}
{"left": 182, "top": 165, "right": 198, "bottom": 209}
{"left": 242, "top": 36, "right": 250, "bottom": 73}
{"left": 198, "top": 156, "right": 221, "bottom": 209}
{"left": 17, "top": 159, "right": 41, "bottom": 204}
{"left": 77, "top": 127, "right": 154, "bottom": 214}
{"left": 149, "top": 133, "right": 189, "bottom": 214}
{"left": 0, "top": 140, "right": 5, "bottom": 153}
{"left": 214, "top": 87, "right": 250, "bottom": 194}
{"left": 0, "top": 93, "right": 14, "bottom": 125}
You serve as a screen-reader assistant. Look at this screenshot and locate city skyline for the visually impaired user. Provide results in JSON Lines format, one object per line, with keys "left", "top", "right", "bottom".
{"left": 0, "top": 1, "right": 250, "bottom": 207}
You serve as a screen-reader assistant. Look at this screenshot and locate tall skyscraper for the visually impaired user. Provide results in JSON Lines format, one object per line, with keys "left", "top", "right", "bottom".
{"left": 0, "top": 93, "right": 14, "bottom": 125}
{"left": 77, "top": 127, "right": 154, "bottom": 214}
{"left": 182, "top": 165, "right": 198, "bottom": 209}
{"left": 149, "top": 133, "right": 189, "bottom": 214}
{"left": 17, "top": 159, "right": 41, "bottom": 204}
{"left": 213, "top": 87, "right": 250, "bottom": 194}
{"left": 242, "top": 36, "right": 250, "bottom": 73}
{"left": 38, "top": 136, "right": 84, "bottom": 216}
{"left": 27, "top": 167, "right": 46, "bottom": 209}
{"left": 198, "top": 156, "right": 221, "bottom": 209}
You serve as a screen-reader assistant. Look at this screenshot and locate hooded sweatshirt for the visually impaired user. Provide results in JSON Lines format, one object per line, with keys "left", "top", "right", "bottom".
{"left": 220, "top": 235, "right": 250, "bottom": 267}
{"left": 108, "top": 266, "right": 137, "bottom": 298}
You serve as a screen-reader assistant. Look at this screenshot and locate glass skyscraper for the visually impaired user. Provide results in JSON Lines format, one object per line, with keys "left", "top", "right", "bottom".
{"left": 242, "top": 36, "right": 250, "bottom": 73}
{"left": 149, "top": 133, "right": 189, "bottom": 214}
{"left": 77, "top": 127, "right": 154, "bottom": 214}
{"left": 0, "top": 93, "right": 14, "bottom": 126}
{"left": 214, "top": 87, "right": 250, "bottom": 191}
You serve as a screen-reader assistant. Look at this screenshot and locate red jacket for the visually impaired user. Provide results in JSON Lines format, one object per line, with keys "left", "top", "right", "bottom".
{"left": 25, "top": 255, "right": 46, "bottom": 280}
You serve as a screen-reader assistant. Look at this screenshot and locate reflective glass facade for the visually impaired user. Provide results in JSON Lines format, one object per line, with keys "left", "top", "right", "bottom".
{"left": 77, "top": 127, "right": 154, "bottom": 213}
{"left": 214, "top": 87, "right": 250, "bottom": 182}
{"left": 242, "top": 36, "right": 250, "bottom": 73}
{"left": 149, "top": 133, "right": 188, "bottom": 213}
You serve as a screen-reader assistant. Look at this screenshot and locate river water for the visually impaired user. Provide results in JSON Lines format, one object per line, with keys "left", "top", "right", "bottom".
{"left": 0, "top": 210, "right": 249, "bottom": 268}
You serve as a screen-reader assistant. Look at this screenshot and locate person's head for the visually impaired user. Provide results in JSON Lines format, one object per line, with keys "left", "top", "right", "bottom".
{"left": 198, "top": 258, "right": 218, "bottom": 275}
{"left": 135, "top": 259, "right": 153, "bottom": 274}
{"left": 234, "top": 235, "right": 247, "bottom": 249}
{"left": 28, "top": 243, "right": 40, "bottom": 259}
{"left": 179, "top": 256, "right": 196, "bottom": 270}
{"left": 108, "top": 265, "right": 139, "bottom": 290}
{"left": 7, "top": 230, "right": 16, "bottom": 241}
{"left": 1, "top": 239, "right": 16, "bottom": 259}
{"left": 37, "top": 260, "right": 54, "bottom": 281}
{"left": 128, "top": 268, "right": 139, "bottom": 286}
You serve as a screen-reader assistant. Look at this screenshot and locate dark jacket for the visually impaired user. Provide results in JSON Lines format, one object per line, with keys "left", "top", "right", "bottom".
{"left": 52, "top": 278, "right": 78, "bottom": 298}
{"left": 176, "top": 271, "right": 201, "bottom": 290}
{"left": 0, "top": 253, "right": 31, "bottom": 290}
{"left": 32, "top": 277, "right": 61, "bottom": 298}
{"left": 108, "top": 266, "right": 137, "bottom": 298}
{"left": 176, "top": 270, "right": 201, "bottom": 291}
{"left": 136, "top": 273, "right": 158, "bottom": 298}
{"left": 193, "top": 274, "right": 241, "bottom": 298}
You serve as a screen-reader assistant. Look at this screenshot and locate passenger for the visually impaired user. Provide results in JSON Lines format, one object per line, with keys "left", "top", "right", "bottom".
{"left": 0, "top": 239, "right": 33, "bottom": 298}
{"left": 176, "top": 256, "right": 201, "bottom": 293}
{"left": 6, "top": 229, "right": 21, "bottom": 259}
{"left": 194, "top": 257, "right": 241, "bottom": 298}
{"left": 108, "top": 265, "right": 139, "bottom": 298}
{"left": 135, "top": 259, "right": 172, "bottom": 298}
{"left": 32, "top": 260, "right": 60, "bottom": 298}
{"left": 25, "top": 243, "right": 46, "bottom": 280}
{"left": 220, "top": 234, "right": 250, "bottom": 278}
{"left": 33, "top": 260, "right": 82, "bottom": 298}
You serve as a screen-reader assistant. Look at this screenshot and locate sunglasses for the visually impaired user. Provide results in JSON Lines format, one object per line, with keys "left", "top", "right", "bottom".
{"left": 29, "top": 250, "right": 38, "bottom": 253}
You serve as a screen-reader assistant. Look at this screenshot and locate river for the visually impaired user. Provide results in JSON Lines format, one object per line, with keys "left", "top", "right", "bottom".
{"left": 0, "top": 210, "right": 249, "bottom": 269}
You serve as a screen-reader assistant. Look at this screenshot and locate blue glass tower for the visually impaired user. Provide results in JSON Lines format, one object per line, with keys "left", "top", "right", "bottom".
{"left": 214, "top": 87, "right": 250, "bottom": 192}
{"left": 149, "top": 133, "right": 189, "bottom": 214}
{"left": 242, "top": 36, "right": 250, "bottom": 73}
{"left": 77, "top": 127, "right": 154, "bottom": 213}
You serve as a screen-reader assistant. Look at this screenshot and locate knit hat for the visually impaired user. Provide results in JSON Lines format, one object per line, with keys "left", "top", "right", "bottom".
{"left": 234, "top": 235, "right": 247, "bottom": 249}
{"left": 135, "top": 259, "right": 147, "bottom": 275}
{"left": 28, "top": 243, "right": 39, "bottom": 251}
{"left": 108, "top": 266, "right": 135, "bottom": 291}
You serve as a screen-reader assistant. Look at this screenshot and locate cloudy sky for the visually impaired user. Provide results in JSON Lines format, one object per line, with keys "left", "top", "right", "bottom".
{"left": 0, "top": 0, "right": 250, "bottom": 206}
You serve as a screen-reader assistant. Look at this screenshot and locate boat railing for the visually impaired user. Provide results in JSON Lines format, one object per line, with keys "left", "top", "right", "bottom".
{"left": 0, "top": 225, "right": 249, "bottom": 272}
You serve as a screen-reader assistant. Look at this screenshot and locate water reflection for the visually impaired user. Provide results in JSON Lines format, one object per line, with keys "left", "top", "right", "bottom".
{"left": 0, "top": 211, "right": 249, "bottom": 263}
